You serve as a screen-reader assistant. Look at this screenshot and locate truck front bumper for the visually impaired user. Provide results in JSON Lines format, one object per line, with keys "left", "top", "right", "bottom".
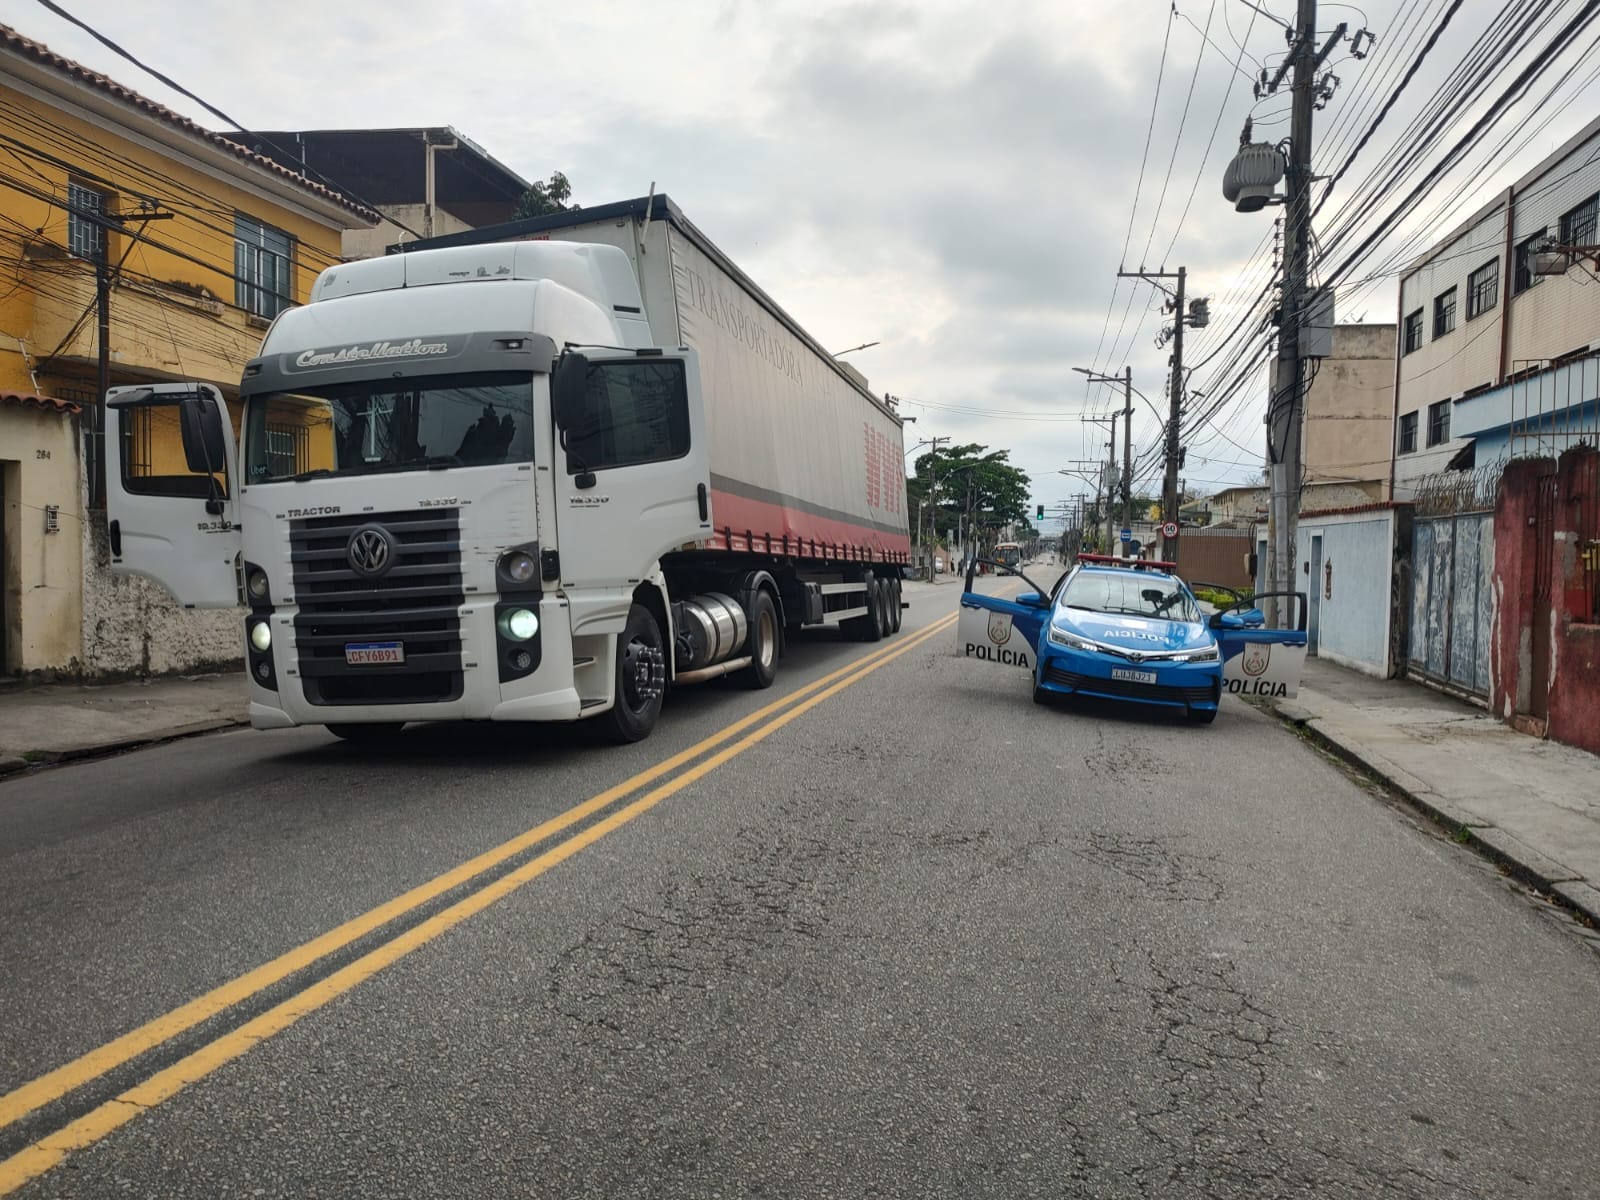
{"left": 247, "top": 596, "right": 588, "bottom": 728}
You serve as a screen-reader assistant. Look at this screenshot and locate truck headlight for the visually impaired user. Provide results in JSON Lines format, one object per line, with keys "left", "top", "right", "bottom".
{"left": 499, "top": 550, "right": 537, "bottom": 585}
{"left": 1048, "top": 627, "right": 1097, "bottom": 652}
{"left": 246, "top": 566, "right": 270, "bottom": 603}
{"left": 500, "top": 608, "right": 538, "bottom": 641}
{"left": 249, "top": 621, "right": 271, "bottom": 652}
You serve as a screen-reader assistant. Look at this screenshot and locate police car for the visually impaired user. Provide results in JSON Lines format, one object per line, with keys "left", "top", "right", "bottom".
{"left": 957, "top": 554, "right": 1307, "bottom": 723}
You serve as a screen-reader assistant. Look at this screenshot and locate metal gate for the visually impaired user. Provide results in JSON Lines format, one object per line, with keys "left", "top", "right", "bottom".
{"left": 1407, "top": 468, "right": 1499, "bottom": 698}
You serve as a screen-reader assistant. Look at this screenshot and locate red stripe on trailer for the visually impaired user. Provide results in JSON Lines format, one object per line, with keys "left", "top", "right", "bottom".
{"left": 708, "top": 488, "right": 910, "bottom": 562}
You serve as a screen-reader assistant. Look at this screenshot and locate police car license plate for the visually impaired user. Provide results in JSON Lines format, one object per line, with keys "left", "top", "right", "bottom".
{"left": 1112, "top": 667, "right": 1157, "bottom": 685}
{"left": 345, "top": 642, "right": 404, "bottom": 666}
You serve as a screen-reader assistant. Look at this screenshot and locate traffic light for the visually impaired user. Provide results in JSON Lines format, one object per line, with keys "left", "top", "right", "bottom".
{"left": 1035, "top": 504, "right": 1045, "bottom": 520}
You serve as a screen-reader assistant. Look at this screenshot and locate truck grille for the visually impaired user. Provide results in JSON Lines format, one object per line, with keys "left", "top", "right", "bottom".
{"left": 289, "top": 509, "right": 464, "bottom": 706}
{"left": 1044, "top": 666, "right": 1217, "bottom": 708}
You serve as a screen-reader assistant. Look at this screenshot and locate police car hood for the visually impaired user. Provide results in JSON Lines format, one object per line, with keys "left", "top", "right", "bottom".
{"left": 1053, "top": 606, "right": 1212, "bottom": 652}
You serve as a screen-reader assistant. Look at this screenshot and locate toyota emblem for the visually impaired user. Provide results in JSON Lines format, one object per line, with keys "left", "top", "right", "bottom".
{"left": 347, "top": 526, "right": 394, "bottom": 577}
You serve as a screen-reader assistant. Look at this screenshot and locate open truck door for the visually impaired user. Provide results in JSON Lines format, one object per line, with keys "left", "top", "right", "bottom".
{"left": 955, "top": 559, "right": 1054, "bottom": 674}
{"left": 105, "top": 382, "right": 242, "bottom": 608}
{"left": 551, "top": 347, "right": 712, "bottom": 597}
{"left": 1211, "top": 590, "right": 1308, "bottom": 700}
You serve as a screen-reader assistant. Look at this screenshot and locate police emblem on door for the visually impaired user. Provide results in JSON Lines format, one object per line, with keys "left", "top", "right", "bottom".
{"left": 988, "top": 613, "right": 1013, "bottom": 645}
{"left": 1241, "top": 642, "right": 1270, "bottom": 677}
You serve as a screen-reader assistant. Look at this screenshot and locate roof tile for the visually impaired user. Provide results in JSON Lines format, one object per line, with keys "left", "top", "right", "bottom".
{"left": 0, "top": 390, "right": 83, "bottom": 415}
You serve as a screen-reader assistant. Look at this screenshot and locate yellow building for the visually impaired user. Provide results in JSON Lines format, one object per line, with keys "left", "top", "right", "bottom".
{"left": 0, "top": 24, "right": 376, "bottom": 677}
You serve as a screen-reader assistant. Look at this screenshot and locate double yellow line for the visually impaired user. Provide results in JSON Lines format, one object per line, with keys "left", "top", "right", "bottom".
{"left": 0, "top": 609, "right": 958, "bottom": 1194}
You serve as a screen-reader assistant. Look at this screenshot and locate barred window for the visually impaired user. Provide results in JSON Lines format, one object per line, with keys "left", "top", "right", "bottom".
{"left": 67, "top": 181, "right": 106, "bottom": 261}
{"left": 1427, "top": 399, "right": 1451, "bottom": 447}
{"left": 235, "top": 214, "right": 293, "bottom": 318}
{"left": 1403, "top": 309, "right": 1424, "bottom": 354}
{"left": 1560, "top": 193, "right": 1598, "bottom": 249}
{"left": 1467, "top": 260, "right": 1498, "bottom": 318}
{"left": 1433, "top": 287, "right": 1457, "bottom": 338}
{"left": 1514, "top": 231, "right": 1546, "bottom": 294}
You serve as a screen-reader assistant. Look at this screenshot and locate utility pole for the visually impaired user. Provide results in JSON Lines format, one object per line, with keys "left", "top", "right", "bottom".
{"left": 1268, "top": 0, "right": 1324, "bottom": 624}
{"left": 1225, "top": 0, "right": 1347, "bottom": 622}
{"left": 1105, "top": 411, "right": 1120, "bottom": 555}
{"left": 1118, "top": 269, "right": 1206, "bottom": 561}
{"left": 913, "top": 435, "right": 949, "bottom": 579}
{"left": 1163, "top": 266, "right": 1186, "bottom": 561}
{"left": 1122, "top": 365, "right": 1133, "bottom": 539}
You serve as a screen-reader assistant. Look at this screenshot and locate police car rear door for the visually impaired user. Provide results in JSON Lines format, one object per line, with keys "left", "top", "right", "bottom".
{"left": 955, "top": 560, "right": 1051, "bottom": 675}
{"left": 1212, "top": 591, "right": 1308, "bottom": 699}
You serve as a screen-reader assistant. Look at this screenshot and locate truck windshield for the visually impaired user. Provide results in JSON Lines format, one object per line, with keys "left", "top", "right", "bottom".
{"left": 242, "top": 371, "right": 534, "bottom": 483}
{"left": 1060, "top": 572, "right": 1199, "bottom": 623}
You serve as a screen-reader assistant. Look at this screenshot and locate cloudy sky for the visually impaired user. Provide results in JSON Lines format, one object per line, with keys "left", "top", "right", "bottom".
{"left": 13, "top": 0, "right": 1600, "bottom": 523}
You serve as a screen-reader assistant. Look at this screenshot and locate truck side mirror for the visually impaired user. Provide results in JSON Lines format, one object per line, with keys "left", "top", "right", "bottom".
{"left": 179, "top": 394, "right": 227, "bottom": 476}
{"left": 551, "top": 351, "right": 591, "bottom": 431}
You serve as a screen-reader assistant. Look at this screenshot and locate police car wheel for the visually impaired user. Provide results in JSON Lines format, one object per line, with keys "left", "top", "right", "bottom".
{"left": 1032, "top": 684, "right": 1052, "bottom": 706}
{"left": 1188, "top": 706, "right": 1218, "bottom": 724}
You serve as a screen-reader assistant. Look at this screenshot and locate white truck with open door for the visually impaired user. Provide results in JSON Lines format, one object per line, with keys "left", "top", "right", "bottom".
{"left": 107, "top": 200, "right": 909, "bottom": 744}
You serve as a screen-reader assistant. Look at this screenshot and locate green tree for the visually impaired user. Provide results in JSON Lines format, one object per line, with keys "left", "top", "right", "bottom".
{"left": 514, "top": 171, "right": 578, "bottom": 220}
{"left": 908, "top": 442, "right": 1032, "bottom": 551}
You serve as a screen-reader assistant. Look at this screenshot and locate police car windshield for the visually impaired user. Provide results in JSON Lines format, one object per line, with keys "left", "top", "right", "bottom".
{"left": 1060, "top": 571, "right": 1199, "bottom": 623}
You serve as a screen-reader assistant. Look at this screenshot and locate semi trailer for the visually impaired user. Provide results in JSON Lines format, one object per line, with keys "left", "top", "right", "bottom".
{"left": 106, "top": 194, "right": 911, "bottom": 742}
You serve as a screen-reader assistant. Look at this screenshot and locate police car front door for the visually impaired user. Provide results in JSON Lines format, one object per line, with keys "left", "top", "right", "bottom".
{"left": 955, "top": 562, "right": 1048, "bottom": 675}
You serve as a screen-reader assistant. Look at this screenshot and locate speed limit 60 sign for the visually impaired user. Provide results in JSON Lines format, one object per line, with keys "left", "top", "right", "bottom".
{"left": 1161, "top": 521, "right": 1179, "bottom": 538}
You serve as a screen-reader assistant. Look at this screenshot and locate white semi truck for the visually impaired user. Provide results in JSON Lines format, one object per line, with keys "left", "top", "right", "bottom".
{"left": 104, "top": 195, "right": 910, "bottom": 743}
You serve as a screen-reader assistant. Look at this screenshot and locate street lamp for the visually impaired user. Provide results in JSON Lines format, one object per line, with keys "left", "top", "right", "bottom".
{"left": 832, "top": 341, "right": 880, "bottom": 358}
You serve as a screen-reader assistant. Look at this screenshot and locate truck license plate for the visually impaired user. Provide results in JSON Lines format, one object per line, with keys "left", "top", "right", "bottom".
{"left": 1111, "top": 667, "right": 1157, "bottom": 685}
{"left": 345, "top": 642, "right": 405, "bottom": 666}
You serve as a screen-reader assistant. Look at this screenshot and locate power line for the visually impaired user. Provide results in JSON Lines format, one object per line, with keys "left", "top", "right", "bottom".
{"left": 26, "top": 0, "right": 404, "bottom": 235}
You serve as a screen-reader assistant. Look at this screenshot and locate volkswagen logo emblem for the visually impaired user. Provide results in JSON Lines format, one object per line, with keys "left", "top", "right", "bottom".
{"left": 347, "top": 526, "right": 394, "bottom": 578}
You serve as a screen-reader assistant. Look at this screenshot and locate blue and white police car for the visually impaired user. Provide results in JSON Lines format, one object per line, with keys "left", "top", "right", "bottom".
{"left": 957, "top": 554, "right": 1307, "bottom": 723}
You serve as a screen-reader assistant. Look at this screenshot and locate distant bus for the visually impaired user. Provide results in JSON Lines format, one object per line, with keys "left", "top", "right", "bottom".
{"left": 994, "top": 541, "right": 1022, "bottom": 569}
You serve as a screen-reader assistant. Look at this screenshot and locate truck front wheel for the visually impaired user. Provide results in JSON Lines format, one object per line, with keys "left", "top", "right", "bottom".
{"left": 603, "top": 604, "right": 666, "bottom": 743}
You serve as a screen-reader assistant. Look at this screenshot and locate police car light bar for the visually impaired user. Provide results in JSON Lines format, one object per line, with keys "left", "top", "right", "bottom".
{"left": 1076, "top": 553, "right": 1179, "bottom": 571}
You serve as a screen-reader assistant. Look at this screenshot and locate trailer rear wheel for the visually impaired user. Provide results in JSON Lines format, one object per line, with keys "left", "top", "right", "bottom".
{"left": 887, "top": 576, "right": 903, "bottom": 633}
{"left": 738, "top": 590, "right": 779, "bottom": 689}
{"left": 848, "top": 574, "right": 884, "bottom": 642}
{"left": 602, "top": 604, "right": 666, "bottom": 743}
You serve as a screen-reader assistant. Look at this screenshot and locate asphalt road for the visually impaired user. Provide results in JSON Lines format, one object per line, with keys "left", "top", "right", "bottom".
{"left": 2, "top": 575, "right": 1599, "bottom": 1198}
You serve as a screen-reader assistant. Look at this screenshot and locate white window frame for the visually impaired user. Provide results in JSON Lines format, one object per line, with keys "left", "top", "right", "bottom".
{"left": 67, "top": 181, "right": 106, "bottom": 261}
{"left": 234, "top": 214, "right": 294, "bottom": 319}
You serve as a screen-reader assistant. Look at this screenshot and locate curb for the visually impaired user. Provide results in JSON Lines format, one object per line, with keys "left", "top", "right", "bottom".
{"left": 1270, "top": 702, "right": 1600, "bottom": 928}
{"left": 0, "top": 716, "right": 249, "bottom": 779}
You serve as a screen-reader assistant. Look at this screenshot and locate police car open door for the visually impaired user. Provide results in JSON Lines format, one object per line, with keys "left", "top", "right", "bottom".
{"left": 954, "top": 560, "right": 1050, "bottom": 675}
{"left": 1210, "top": 591, "right": 1308, "bottom": 700}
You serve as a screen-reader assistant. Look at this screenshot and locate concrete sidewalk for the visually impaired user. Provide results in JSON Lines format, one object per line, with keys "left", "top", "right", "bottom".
{"left": 1277, "top": 658, "right": 1600, "bottom": 924}
{"left": 0, "top": 672, "right": 248, "bottom": 777}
